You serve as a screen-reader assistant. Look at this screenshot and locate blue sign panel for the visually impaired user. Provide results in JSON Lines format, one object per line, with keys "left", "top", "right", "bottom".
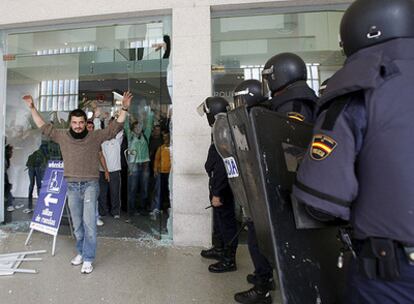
{"left": 29, "top": 161, "right": 67, "bottom": 236}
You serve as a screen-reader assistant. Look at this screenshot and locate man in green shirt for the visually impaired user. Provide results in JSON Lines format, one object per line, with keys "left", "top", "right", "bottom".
{"left": 124, "top": 109, "right": 154, "bottom": 219}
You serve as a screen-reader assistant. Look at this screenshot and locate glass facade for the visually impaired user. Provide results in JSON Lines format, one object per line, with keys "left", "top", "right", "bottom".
{"left": 211, "top": 11, "right": 346, "bottom": 101}
{"left": 2, "top": 19, "right": 172, "bottom": 237}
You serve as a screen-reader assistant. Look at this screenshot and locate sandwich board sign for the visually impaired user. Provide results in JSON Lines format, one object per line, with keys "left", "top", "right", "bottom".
{"left": 25, "top": 160, "right": 68, "bottom": 255}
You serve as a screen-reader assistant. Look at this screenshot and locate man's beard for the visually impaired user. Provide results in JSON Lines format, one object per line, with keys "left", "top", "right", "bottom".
{"left": 69, "top": 127, "right": 88, "bottom": 139}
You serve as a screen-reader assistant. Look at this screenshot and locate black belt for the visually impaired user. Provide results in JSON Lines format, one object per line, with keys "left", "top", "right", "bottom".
{"left": 353, "top": 238, "right": 414, "bottom": 281}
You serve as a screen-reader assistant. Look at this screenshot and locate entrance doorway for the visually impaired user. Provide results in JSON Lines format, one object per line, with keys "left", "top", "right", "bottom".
{"left": 2, "top": 19, "right": 173, "bottom": 240}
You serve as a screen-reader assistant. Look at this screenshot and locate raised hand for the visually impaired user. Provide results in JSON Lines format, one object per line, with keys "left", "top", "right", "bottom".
{"left": 122, "top": 91, "right": 133, "bottom": 110}
{"left": 22, "top": 95, "right": 35, "bottom": 109}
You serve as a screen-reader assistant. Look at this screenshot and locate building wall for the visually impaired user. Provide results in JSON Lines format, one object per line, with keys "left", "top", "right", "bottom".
{"left": 0, "top": 0, "right": 350, "bottom": 246}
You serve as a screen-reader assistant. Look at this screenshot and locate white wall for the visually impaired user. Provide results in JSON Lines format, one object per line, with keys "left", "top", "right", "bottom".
{"left": 0, "top": 0, "right": 351, "bottom": 244}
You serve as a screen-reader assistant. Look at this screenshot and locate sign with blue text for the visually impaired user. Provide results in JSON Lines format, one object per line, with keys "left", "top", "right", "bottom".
{"left": 223, "top": 157, "right": 239, "bottom": 178}
{"left": 29, "top": 161, "right": 67, "bottom": 236}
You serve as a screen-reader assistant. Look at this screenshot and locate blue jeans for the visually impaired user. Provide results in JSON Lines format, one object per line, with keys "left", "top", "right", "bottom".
{"left": 28, "top": 166, "right": 45, "bottom": 209}
{"left": 127, "top": 162, "right": 150, "bottom": 215}
{"left": 67, "top": 181, "right": 98, "bottom": 262}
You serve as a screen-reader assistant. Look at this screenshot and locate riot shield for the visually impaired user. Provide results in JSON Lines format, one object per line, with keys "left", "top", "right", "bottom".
{"left": 212, "top": 113, "right": 252, "bottom": 219}
{"left": 227, "top": 106, "right": 345, "bottom": 304}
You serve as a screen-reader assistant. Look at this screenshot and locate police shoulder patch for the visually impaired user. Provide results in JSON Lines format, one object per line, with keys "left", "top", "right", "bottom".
{"left": 287, "top": 112, "right": 305, "bottom": 122}
{"left": 310, "top": 134, "right": 337, "bottom": 161}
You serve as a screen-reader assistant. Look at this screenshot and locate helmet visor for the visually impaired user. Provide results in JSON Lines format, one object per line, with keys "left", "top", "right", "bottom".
{"left": 233, "top": 88, "right": 249, "bottom": 109}
{"left": 261, "top": 66, "right": 273, "bottom": 98}
{"left": 196, "top": 100, "right": 209, "bottom": 116}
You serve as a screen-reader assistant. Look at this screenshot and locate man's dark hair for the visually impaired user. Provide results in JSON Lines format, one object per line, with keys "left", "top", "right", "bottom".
{"left": 69, "top": 109, "right": 87, "bottom": 122}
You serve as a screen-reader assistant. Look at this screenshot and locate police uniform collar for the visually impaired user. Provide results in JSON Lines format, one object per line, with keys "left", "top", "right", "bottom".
{"left": 318, "top": 38, "right": 414, "bottom": 109}
{"left": 272, "top": 81, "right": 318, "bottom": 108}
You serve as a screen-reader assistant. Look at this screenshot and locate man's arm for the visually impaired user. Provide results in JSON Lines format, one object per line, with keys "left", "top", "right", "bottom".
{"left": 97, "top": 92, "right": 133, "bottom": 141}
{"left": 23, "top": 95, "right": 63, "bottom": 144}
{"left": 116, "top": 91, "right": 133, "bottom": 124}
{"left": 99, "top": 151, "right": 110, "bottom": 182}
{"left": 22, "top": 95, "right": 46, "bottom": 128}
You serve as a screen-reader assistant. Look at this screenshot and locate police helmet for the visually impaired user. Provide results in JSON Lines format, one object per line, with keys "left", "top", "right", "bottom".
{"left": 262, "top": 53, "right": 307, "bottom": 96}
{"left": 197, "top": 96, "right": 229, "bottom": 126}
{"left": 233, "top": 79, "right": 267, "bottom": 108}
{"left": 340, "top": 0, "right": 414, "bottom": 57}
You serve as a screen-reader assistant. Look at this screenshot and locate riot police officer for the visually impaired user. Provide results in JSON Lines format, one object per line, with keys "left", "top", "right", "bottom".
{"left": 293, "top": 0, "right": 414, "bottom": 302}
{"left": 198, "top": 96, "right": 239, "bottom": 273}
{"left": 229, "top": 80, "right": 275, "bottom": 304}
{"left": 262, "top": 52, "right": 318, "bottom": 123}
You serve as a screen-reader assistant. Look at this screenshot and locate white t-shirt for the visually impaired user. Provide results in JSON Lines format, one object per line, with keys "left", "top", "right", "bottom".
{"left": 100, "top": 131, "right": 123, "bottom": 172}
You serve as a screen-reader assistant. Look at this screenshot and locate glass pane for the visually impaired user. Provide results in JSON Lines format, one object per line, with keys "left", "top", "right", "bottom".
{"left": 211, "top": 11, "right": 346, "bottom": 100}
{"left": 4, "top": 19, "right": 173, "bottom": 240}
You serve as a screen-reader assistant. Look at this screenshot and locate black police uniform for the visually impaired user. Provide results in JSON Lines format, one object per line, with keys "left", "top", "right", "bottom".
{"left": 234, "top": 76, "right": 318, "bottom": 304}
{"left": 293, "top": 38, "right": 414, "bottom": 303}
{"left": 270, "top": 80, "right": 317, "bottom": 123}
{"left": 205, "top": 142, "right": 238, "bottom": 272}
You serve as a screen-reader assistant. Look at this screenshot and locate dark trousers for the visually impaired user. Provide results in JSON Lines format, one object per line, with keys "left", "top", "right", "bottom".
{"left": 120, "top": 166, "right": 128, "bottom": 212}
{"left": 247, "top": 221, "right": 273, "bottom": 281}
{"left": 98, "top": 171, "right": 121, "bottom": 216}
{"left": 212, "top": 198, "right": 238, "bottom": 253}
{"left": 345, "top": 246, "right": 414, "bottom": 303}
{"left": 28, "top": 167, "right": 44, "bottom": 209}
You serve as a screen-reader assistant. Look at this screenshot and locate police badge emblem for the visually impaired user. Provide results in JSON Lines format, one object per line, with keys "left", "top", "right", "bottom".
{"left": 310, "top": 134, "right": 337, "bottom": 160}
{"left": 287, "top": 112, "right": 305, "bottom": 122}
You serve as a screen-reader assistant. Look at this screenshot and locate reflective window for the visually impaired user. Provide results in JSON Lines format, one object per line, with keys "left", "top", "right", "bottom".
{"left": 3, "top": 19, "right": 173, "bottom": 239}
{"left": 211, "top": 11, "right": 345, "bottom": 100}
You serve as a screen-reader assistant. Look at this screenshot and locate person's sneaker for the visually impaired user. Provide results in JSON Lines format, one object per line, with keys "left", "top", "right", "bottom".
{"left": 81, "top": 261, "right": 93, "bottom": 274}
{"left": 96, "top": 218, "right": 104, "bottom": 226}
{"left": 22, "top": 208, "right": 33, "bottom": 214}
{"left": 71, "top": 254, "right": 83, "bottom": 266}
{"left": 234, "top": 286, "right": 272, "bottom": 304}
{"left": 6, "top": 206, "right": 15, "bottom": 212}
{"left": 14, "top": 203, "right": 24, "bottom": 209}
{"left": 200, "top": 247, "right": 224, "bottom": 260}
{"left": 150, "top": 209, "right": 160, "bottom": 221}
{"left": 113, "top": 215, "right": 120, "bottom": 219}
{"left": 247, "top": 274, "right": 276, "bottom": 291}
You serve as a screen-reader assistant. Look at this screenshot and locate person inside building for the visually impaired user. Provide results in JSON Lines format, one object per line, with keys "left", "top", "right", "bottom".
{"left": 98, "top": 118, "right": 123, "bottom": 220}
{"left": 24, "top": 142, "right": 49, "bottom": 213}
{"left": 151, "top": 131, "right": 171, "bottom": 222}
{"left": 86, "top": 120, "right": 95, "bottom": 132}
{"left": 199, "top": 96, "right": 239, "bottom": 273}
{"left": 124, "top": 108, "right": 154, "bottom": 220}
{"left": 148, "top": 124, "right": 163, "bottom": 211}
{"left": 22, "top": 92, "right": 131, "bottom": 274}
{"left": 293, "top": 0, "right": 414, "bottom": 302}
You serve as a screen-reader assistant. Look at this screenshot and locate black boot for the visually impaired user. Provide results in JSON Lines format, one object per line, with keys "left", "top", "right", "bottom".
{"left": 200, "top": 247, "right": 224, "bottom": 260}
{"left": 234, "top": 285, "right": 272, "bottom": 304}
{"left": 208, "top": 257, "right": 237, "bottom": 273}
{"left": 246, "top": 274, "right": 276, "bottom": 291}
{"left": 208, "top": 248, "right": 236, "bottom": 273}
